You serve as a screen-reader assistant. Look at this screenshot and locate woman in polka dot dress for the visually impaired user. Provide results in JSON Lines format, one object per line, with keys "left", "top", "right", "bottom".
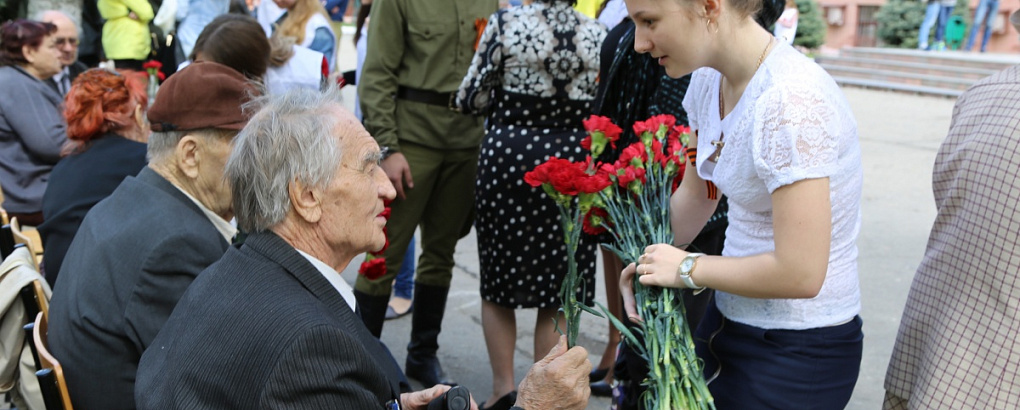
{"left": 454, "top": 1, "right": 605, "bottom": 409}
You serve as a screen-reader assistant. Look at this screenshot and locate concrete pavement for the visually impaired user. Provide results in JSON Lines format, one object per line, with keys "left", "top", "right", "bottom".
{"left": 337, "top": 35, "right": 962, "bottom": 409}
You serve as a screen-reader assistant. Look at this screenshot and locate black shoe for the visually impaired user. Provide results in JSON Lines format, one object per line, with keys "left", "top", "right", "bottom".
{"left": 589, "top": 366, "right": 610, "bottom": 382}
{"left": 479, "top": 391, "right": 517, "bottom": 410}
{"left": 590, "top": 380, "right": 613, "bottom": 397}
{"left": 405, "top": 355, "right": 455, "bottom": 387}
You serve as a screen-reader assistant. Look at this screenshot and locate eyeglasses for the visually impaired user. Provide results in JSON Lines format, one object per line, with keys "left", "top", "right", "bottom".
{"left": 54, "top": 37, "right": 79, "bottom": 47}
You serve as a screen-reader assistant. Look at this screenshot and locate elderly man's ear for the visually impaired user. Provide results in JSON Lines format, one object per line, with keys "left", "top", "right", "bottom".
{"left": 289, "top": 180, "right": 322, "bottom": 223}
{"left": 175, "top": 135, "right": 206, "bottom": 179}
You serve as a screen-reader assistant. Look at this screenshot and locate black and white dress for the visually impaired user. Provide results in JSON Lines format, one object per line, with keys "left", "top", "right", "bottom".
{"left": 455, "top": 1, "right": 606, "bottom": 309}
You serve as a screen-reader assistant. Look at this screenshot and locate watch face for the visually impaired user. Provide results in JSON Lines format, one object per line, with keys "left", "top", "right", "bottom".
{"left": 681, "top": 257, "right": 694, "bottom": 273}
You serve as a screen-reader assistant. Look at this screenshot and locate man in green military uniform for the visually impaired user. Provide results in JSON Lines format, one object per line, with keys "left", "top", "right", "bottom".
{"left": 356, "top": 0, "right": 498, "bottom": 388}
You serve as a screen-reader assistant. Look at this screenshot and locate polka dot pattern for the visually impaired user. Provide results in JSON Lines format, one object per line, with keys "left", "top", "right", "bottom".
{"left": 476, "top": 92, "right": 597, "bottom": 309}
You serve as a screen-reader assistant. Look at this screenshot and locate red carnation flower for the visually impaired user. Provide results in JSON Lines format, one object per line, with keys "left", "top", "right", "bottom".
{"left": 582, "top": 207, "right": 610, "bottom": 235}
{"left": 358, "top": 257, "right": 387, "bottom": 280}
{"left": 142, "top": 60, "right": 163, "bottom": 70}
{"left": 577, "top": 171, "right": 611, "bottom": 194}
{"left": 583, "top": 115, "right": 623, "bottom": 142}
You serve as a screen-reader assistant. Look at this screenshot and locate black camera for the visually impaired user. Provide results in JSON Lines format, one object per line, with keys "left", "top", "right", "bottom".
{"left": 427, "top": 386, "right": 471, "bottom": 410}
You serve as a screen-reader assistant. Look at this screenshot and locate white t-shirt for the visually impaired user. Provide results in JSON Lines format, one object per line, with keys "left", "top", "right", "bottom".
{"left": 683, "top": 41, "right": 863, "bottom": 330}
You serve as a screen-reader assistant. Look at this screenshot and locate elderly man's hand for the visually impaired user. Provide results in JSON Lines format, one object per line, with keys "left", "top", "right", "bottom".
{"left": 515, "top": 335, "right": 591, "bottom": 410}
{"left": 381, "top": 152, "right": 414, "bottom": 199}
{"left": 400, "top": 385, "right": 478, "bottom": 410}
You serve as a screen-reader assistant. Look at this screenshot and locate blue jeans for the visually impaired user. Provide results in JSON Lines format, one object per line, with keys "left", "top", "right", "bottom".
{"left": 965, "top": 0, "right": 1000, "bottom": 51}
{"left": 393, "top": 237, "right": 416, "bottom": 299}
{"left": 935, "top": 5, "right": 955, "bottom": 42}
{"left": 918, "top": 2, "right": 941, "bottom": 48}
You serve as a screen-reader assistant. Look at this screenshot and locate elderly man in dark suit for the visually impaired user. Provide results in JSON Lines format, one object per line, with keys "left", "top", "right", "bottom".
{"left": 47, "top": 62, "right": 254, "bottom": 410}
{"left": 37, "top": 10, "right": 88, "bottom": 96}
{"left": 135, "top": 88, "right": 593, "bottom": 409}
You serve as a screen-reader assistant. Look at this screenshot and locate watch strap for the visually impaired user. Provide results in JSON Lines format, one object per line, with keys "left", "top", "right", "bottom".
{"left": 679, "top": 253, "right": 706, "bottom": 291}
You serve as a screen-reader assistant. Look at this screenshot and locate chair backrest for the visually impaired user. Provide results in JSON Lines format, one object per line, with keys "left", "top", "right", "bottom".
{"left": 33, "top": 312, "right": 74, "bottom": 410}
{"left": 0, "top": 180, "right": 7, "bottom": 225}
{"left": 10, "top": 218, "right": 43, "bottom": 268}
{"left": 21, "top": 278, "right": 49, "bottom": 326}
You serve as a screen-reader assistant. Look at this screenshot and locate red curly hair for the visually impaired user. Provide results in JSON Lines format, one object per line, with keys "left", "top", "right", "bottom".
{"left": 62, "top": 69, "right": 148, "bottom": 156}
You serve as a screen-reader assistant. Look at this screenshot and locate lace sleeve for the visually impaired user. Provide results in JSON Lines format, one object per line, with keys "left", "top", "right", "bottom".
{"left": 454, "top": 12, "right": 503, "bottom": 115}
{"left": 753, "top": 83, "right": 843, "bottom": 193}
{"left": 682, "top": 69, "right": 712, "bottom": 136}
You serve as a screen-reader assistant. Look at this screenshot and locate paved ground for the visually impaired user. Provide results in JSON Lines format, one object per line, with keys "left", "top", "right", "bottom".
{"left": 336, "top": 37, "right": 962, "bottom": 409}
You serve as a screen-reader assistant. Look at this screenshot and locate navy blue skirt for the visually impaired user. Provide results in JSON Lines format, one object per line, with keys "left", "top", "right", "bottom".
{"left": 694, "top": 299, "right": 863, "bottom": 409}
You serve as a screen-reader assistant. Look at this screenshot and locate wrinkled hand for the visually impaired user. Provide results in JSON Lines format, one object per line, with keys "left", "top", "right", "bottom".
{"left": 400, "top": 385, "right": 479, "bottom": 410}
{"left": 381, "top": 152, "right": 414, "bottom": 199}
{"left": 515, "top": 336, "right": 591, "bottom": 410}
{"left": 621, "top": 244, "right": 690, "bottom": 322}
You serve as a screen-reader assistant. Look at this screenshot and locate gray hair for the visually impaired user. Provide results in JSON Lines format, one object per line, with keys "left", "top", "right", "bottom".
{"left": 147, "top": 128, "right": 236, "bottom": 164}
{"left": 226, "top": 87, "right": 344, "bottom": 232}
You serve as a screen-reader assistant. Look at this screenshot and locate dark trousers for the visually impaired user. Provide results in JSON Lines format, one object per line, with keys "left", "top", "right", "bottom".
{"left": 695, "top": 301, "right": 863, "bottom": 410}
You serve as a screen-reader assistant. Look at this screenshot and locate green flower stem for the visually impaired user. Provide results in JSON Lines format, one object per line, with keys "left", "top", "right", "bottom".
{"left": 596, "top": 137, "right": 715, "bottom": 409}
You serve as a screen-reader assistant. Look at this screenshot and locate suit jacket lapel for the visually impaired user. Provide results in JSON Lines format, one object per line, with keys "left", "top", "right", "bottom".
{"left": 243, "top": 231, "right": 404, "bottom": 399}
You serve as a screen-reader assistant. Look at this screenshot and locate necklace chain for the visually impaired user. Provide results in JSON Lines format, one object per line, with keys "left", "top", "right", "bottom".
{"left": 711, "top": 36, "right": 774, "bottom": 163}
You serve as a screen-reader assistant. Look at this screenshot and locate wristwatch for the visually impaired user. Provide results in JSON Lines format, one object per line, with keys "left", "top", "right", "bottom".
{"left": 677, "top": 253, "right": 706, "bottom": 294}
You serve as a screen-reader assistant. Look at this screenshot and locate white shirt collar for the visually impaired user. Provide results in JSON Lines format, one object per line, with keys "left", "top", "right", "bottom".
{"left": 295, "top": 249, "right": 357, "bottom": 312}
{"left": 174, "top": 186, "right": 238, "bottom": 243}
{"left": 52, "top": 67, "right": 69, "bottom": 82}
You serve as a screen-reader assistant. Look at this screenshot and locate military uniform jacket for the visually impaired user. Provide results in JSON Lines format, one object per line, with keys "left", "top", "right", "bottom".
{"left": 358, "top": 0, "right": 497, "bottom": 152}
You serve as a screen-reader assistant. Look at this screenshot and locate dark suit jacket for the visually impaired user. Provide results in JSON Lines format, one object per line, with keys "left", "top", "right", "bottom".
{"left": 38, "top": 134, "right": 148, "bottom": 285}
{"left": 47, "top": 167, "right": 229, "bottom": 410}
{"left": 46, "top": 61, "right": 89, "bottom": 96}
{"left": 136, "top": 231, "right": 404, "bottom": 409}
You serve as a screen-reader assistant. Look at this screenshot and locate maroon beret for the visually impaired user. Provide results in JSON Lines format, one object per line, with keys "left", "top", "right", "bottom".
{"left": 148, "top": 61, "right": 256, "bottom": 132}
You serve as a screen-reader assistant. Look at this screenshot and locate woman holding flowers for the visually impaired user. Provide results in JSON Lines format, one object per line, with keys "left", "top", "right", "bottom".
{"left": 619, "top": 0, "right": 864, "bottom": 407}
{"left": 454, "top": 1, "right": 605, "bottom": 409}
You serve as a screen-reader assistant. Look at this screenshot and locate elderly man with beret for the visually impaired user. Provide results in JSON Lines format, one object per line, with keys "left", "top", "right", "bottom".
{"left": 47, "top": 61, "right": 254, "bottom": 410}
{"left": 135, "top": 88, "right": 592, "bottom": 410}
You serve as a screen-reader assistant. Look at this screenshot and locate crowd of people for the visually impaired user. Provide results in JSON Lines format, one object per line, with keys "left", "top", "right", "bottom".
{"left": 1, "top": 0, "right": 1019, "bottom": 409}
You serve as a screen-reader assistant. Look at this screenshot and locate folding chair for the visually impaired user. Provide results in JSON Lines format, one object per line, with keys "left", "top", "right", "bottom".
{"left": 32, "top": 312, "right": 74, "bottom": 410}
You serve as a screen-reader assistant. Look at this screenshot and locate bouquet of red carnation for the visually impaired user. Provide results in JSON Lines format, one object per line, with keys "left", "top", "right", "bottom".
{"left": 589, "top": 115, "right": 712, "bottom": 410}
{"left": 522, "top": 115, "right": 621, "bottom": 347}
{"left": 527, "top": 114, "right": 712, "bottom": 409}
{"left": 523, "top": 155, "right": 613, "bottom": 347}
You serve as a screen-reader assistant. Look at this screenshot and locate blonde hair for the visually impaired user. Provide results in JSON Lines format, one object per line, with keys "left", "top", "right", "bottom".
{"left": 276, "top": 0, "right": 330, "bottom": 45}
{"left": 269, "top": 31, "right": 297, "bottom": 67}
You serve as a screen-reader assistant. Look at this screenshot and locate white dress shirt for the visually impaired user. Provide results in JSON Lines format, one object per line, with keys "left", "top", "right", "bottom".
{"left": 296, "top": 249, "right": 358, "bottom": 312}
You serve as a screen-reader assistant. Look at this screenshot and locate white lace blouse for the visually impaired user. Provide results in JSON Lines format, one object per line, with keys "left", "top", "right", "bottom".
{"left": 682, "top": 42, "right": 863, "bottom": 330}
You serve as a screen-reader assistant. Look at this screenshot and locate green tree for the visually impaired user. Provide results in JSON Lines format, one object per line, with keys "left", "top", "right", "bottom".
{"left": 876, "top": 0, "right": 926, "bottom": 48}
{"left": 794, "top": 0, "right": 826, "bottom": 49}
{"left": 877, "top": 0, "right": 971, "bottom": 49}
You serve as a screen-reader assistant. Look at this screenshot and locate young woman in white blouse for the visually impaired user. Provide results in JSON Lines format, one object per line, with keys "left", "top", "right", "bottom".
{"left": 619, "top": 0, "right": 864, "bottom": 407}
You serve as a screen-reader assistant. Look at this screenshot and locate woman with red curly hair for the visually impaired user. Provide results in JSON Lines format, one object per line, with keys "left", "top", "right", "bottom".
{"left": 39, "top": 68, "right": 149, "bottom": 285}
{"left": 0, "top": 19, "right": 65, "bottom": 226}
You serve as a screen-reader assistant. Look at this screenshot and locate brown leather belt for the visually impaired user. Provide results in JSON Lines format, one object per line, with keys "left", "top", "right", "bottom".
{"left": 396, "top": 86, "right": 454, "bottom": 108}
